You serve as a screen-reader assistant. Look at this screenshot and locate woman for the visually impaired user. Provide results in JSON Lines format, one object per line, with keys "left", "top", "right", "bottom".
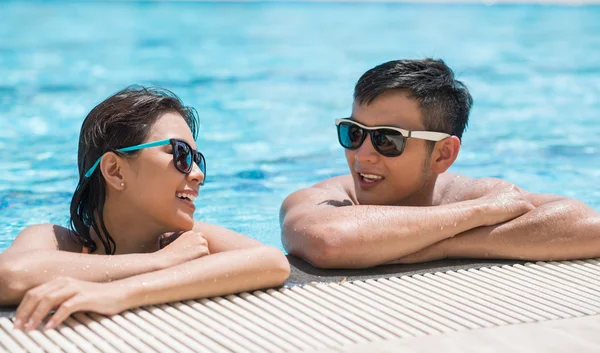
{"left": 0, "top": 86, "right": 290, "bottom": 330}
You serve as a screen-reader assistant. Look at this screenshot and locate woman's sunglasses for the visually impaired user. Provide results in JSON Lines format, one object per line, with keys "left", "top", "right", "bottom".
{"left": 84, "top": 138, "right": 207, "bottom": 185}
{"left": 335, "top": 118, "right": 451, "bottom": 157}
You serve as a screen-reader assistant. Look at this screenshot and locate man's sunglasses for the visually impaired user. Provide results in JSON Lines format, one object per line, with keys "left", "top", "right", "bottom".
{"left": 335, "top": 118, "right": 451, "bottom": 157}
{"left": 84, "top": 138, "right": 206, "bottom": 185}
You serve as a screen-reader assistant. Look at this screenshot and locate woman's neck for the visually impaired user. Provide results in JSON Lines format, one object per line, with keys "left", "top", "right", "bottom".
{"left": 92, "top": 198, "right": 166, "bottom": 255}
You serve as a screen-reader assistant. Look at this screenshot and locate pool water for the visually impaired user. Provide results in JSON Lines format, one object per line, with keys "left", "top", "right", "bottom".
{"left": 1, "top": 2, "right": 599, "bottom": 252}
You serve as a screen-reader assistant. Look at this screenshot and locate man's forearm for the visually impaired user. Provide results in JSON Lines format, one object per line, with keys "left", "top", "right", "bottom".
{"left": 0, "top": 250, "right": 170, "bottom": 304}
{"left": 447, "top": 200, "right": 600, "bottom": 261}
{"left": 287, "top": 199, "right": 488, "bottom": 268}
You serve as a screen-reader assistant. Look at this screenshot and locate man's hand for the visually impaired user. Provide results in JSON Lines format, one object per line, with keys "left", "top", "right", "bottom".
{"left": 13, "top": 277, "right": 125, "bottom": 331}
{"left": 478, "top": 184, "right": 535, "bottom": 226}
{"left": 157, "top": 230, "right": 210, "bottom": 266}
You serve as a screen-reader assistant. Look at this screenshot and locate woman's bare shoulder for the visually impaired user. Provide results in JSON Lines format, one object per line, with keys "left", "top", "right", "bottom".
{"left": 4, "top": 224, "right": 82, "bottom": 254}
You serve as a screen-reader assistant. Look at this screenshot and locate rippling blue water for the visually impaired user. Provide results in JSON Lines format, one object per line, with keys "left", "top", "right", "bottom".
{"left": 1, "top": 1, "right": 599, "bottom": 252}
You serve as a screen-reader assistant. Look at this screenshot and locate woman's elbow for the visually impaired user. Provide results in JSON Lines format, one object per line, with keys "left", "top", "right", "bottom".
{"left": 261, "top": 246, "right": 291, "bottom": 284}
{"left": 0, "top": 256, "right": 27, "bottom": 305}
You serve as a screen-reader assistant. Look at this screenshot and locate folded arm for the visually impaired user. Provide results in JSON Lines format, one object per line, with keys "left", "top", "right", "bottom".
{"left": 391, "top": 194, "right": 600, "bottom": 264}
{"left": 12, "top": 222, "right": 290, "bottom": 330}
{"left": 280, "top": 176, "right": 525, "bottom": 269}
{"left": 0, "top": 225, "right": 177, "bottom": 305}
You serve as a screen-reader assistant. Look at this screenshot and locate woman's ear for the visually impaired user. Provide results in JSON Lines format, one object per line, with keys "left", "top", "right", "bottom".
{"left": 99, "top": 152, "right": 126, "bottom": 190}
{"left": 430, "top": 136, "right": 461, "bottom": 174}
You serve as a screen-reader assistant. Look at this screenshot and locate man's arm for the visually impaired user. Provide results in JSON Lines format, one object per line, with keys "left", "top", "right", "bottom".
{"left": 280, "top": 176, "right": 534, "bottom": 269}
{"left": 391, "top": 194, "right": 600, "bottom": 264}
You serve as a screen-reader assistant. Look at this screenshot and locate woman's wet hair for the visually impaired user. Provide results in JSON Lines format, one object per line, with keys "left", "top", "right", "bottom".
{"left": 354, "top": 59, "right": 473, "bottom": 151}
{"left": 69, "top": 86, "right": 199, "bottom": 254}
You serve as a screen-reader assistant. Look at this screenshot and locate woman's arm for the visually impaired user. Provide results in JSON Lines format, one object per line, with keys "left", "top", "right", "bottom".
{"left": 0, "top": 224, "right": 209, "bottom": 305}
{"left": 14, "top": 234, "right": 290, "bottom": 330}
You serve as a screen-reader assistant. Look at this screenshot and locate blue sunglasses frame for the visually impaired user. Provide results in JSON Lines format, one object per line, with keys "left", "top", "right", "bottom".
{"left": 84, "top": 139, "right": 206, "bottom": 185}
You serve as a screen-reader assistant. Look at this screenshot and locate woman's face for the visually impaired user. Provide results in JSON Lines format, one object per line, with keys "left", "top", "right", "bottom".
{"left": 121, "top": 112, "right": 204, "bottom": 232}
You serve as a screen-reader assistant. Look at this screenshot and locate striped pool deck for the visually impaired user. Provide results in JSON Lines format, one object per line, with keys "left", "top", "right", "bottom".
{"left": 1, "top": 258, "right": 600, "bottom": 352}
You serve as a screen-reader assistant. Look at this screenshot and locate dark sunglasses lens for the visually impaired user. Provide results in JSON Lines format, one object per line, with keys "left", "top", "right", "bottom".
{"left": 174, "top": 141, "right": 192, "bottom": 173}
{"left": 372, "top": 129, "right": 405, "bottom": 156}
{"left": 195, "top": 153, "right": 206, "bottom": 175}
{"left": 338, "top": 122, "right": 364, "bottom": 149}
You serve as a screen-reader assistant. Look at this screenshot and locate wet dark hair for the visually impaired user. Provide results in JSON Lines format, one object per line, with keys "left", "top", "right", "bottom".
{"left": 69, "top": 85, "right": 199, "bottom": 254}
{"left": 354, "top": 59, "right": 473, "bottom": 145}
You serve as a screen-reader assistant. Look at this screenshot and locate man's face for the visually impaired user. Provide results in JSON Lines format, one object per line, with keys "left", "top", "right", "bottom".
{"left": 345, "top": 90, "right": 432, "bottom": 206}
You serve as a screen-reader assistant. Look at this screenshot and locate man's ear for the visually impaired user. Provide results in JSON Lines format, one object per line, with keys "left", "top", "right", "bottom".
{"left": 430, "top": 136, "right": 460, "bottom": 174}
{"left": 99, "top": 152, "right": 126, "bottom": 190}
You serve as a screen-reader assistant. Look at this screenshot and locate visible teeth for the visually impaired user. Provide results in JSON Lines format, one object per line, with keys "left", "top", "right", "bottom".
{"left": 360, "top": 173, "right": 383, "bottom": 180}
{"left": 176, "top": 192, "right": 196, "bottom": 202}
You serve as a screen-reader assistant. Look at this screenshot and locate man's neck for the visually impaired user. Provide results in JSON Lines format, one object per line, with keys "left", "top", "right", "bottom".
{"left": 394, "top": 174, "right": 438, "bottom": 207}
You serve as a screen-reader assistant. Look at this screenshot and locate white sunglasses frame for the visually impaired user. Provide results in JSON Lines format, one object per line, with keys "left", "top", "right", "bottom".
{"left": 335, "top": 118, "right": 451, "bottom": 142}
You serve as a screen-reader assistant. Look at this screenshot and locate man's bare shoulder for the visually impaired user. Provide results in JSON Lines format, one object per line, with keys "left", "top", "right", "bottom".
{"left": 281, "top": 175, "right": 355, "bottom": 214}
{"left": 436, "top": 173, "right": 516, "bottom": 205}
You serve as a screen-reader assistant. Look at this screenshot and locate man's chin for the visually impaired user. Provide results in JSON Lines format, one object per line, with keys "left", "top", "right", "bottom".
{"left": 355, "top": 189, "right": 387, "bottom": 206}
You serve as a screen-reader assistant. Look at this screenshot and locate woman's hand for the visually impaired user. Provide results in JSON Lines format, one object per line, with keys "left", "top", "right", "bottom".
{"left": 157, "top": 230, "right": 210, "bottom": 266}
{"left": 13, "top": 277, "right": 126, "bottom": 331}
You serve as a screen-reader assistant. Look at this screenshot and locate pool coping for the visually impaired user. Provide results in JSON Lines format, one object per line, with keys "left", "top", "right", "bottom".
{"left": 0, "top": 255, "right": 524, "bottom": 319}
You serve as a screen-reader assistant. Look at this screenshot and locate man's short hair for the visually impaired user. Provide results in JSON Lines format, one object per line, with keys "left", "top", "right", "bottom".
{"left": 354, "top": 59, "right": 473, "bottom": 141}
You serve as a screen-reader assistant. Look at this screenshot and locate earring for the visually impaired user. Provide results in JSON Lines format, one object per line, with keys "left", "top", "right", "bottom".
{"left": 120, "top": 182, "right": 125, "bottom": 188}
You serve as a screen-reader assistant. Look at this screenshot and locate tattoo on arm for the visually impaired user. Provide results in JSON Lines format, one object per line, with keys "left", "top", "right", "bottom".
{"left": 319, "top": 199, "right": 353, "bottom": 207}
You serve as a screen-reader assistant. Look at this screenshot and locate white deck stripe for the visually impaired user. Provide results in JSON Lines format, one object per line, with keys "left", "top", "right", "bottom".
{"left": 480, "top": 267, "right": 595, "bottom": 315}
{"left": 55, "top": 322, "right": 101, "bottom": 353}
{"left": 289, "top": 286, "right": 391, "bottom": 340}
{"left": 63, "top": 317, "right": 123, "bottom": 353}
{"left": 400, "top": 275, "right": 511, "bottom": 325}
{"left": 262, "top": 289, "right": 353, "bottom": 345}
{"left": 3, "top": 259, "right": 600, "bottom": 352}
{"left": 38, "top": 327, "right": 82, "bottom": 353}
{"left": 0, "top": 318, "right": 43, "bottom": 353}
{"left": 497, "top": 266, "right": 600, "bottom": 309}
{"left": 0, "top": 320, "right": 26, "bottom": 353}
{"left": 240, "top": 291, "right": 336, "bottom": 348}
{"left": 274, "top": 288, "right": 368, "bottom": 343}
{"left": 100, "top": 314, "right": 173, "bottom": 353}
{"left": 147, "top": 305, "right": 231, "bottom": 353}
{"left": 442, "top": 270, "right": 558, "bottom": 320}
{"left": 313, "top": 283, "right": 420, "bottom": 338}
{"left": 349, "top": 280, "right": 465, "bottom": 332}
{"left": 459, "top": 269, "right": 578, "bottom": 318}
{"left": 212, "top": 296, "right": 303, "bottom": 351}
{"left": 121, "top": 310, "right": 193, "bottom": 353}
{"left": 225, "top": 294, "right": 317, "bottom": 350}
{"left": 85, "top": 313, "right": 156, "bottom": 353}
{"left": 422, "top": 273, "right": 534, "bottom": 323}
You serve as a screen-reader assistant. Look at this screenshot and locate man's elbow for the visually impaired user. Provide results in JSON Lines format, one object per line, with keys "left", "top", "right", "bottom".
{"left": 0, "top": 255, "right": 27, "bottom": 305}
{"left": 283, "top": 224, "right": 353, "bottom": 269}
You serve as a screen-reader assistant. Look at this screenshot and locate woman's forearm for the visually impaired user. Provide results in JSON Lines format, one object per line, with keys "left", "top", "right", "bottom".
{"left": 0, "top": 250, "right": 171, "bottom": 305}
{"left": 114, "top": 246, "right": 290, "bottom": 309}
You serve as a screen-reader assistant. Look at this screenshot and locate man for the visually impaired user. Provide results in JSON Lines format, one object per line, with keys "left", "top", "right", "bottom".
{"left": 280, "top": 58, "right": 600, "bottom": 269}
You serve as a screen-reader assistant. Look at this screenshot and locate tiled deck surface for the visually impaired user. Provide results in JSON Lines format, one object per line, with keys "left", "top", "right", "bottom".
{"left": 1, "top": 258, "right": 600, "bottom": 352}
